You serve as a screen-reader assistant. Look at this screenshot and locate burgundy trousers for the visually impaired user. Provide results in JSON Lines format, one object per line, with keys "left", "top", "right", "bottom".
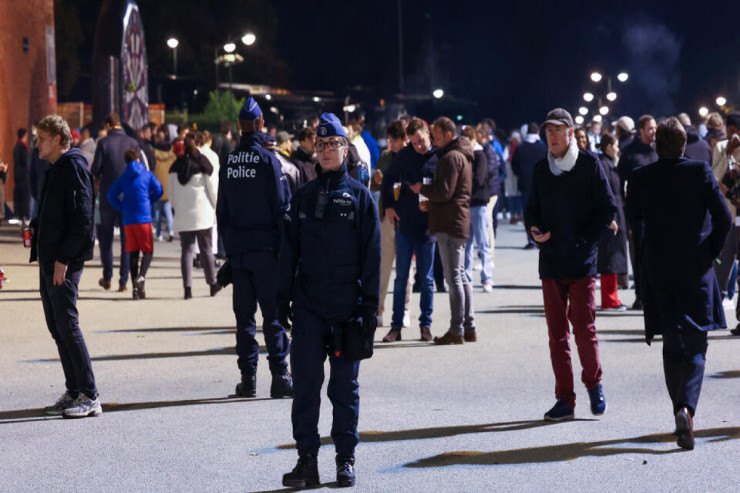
{"left": 542, "top": 277, "right": 602, "bottom": 409}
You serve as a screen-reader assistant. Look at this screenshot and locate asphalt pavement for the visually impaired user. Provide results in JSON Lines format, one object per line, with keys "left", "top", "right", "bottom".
{"left": 1, "top": 219, "right": 739, "bottom": 492}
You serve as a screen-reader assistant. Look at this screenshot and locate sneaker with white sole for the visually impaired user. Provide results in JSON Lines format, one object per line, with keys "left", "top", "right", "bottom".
{"left": 482, "top": 282, "right": 493, "bottom": 293}
{"left": 44, "top": 391, "right": 77, "bottom": 416}
{"left": 63, "top": 394, "right": 103, "bottom": 418}
{"left": 402, "top": 312, "right": 410, "bottom": 328}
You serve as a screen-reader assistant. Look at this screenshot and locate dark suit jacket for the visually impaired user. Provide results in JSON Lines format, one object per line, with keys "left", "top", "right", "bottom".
{"left": 91, "top": 128, "right": 140, "bottom": 211}
{"left": 625, "top": 157, "right": 731, "bottom": 343}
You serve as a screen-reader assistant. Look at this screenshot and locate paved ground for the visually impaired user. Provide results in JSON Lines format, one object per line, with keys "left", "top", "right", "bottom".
{"left": 1, "top": 220, "right": 739, "bottom": 492}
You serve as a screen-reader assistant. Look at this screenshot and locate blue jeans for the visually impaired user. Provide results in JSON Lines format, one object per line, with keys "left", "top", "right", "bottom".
{"left": 465, "top": 205, "right": 493, "bottom": 285}
{"left": 392, "top": 229, "right": 434, "bottom": 328}
{"left": 152, "top": 200, "right": 173, "bottom": 237}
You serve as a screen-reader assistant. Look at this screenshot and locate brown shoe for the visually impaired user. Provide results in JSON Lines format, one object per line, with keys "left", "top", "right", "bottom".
{"left": 420, "top": 326, "right": 433, "bottom": 342}
{"left": 433, "top": 331, "right": 464, "bottom": 345}
{"left": 98, "top": 278, "right": 111, "bottom": 290}
{"left": 675, "top": 407, "right": 694, "bottom": 450}
{"left": 117, "top": 284, "right": 127, "bottom": 292}
{"left": 382, "top": 328, "right": 402, "bottom": 343}
{"left": 463, "top": 331, "right": 477, "bottom": 342}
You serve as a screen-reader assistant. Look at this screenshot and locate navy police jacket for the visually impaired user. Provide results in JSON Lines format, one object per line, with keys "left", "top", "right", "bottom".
{"left": 278, "top": 163, "right": 381, "bottom": 321}
{"left": 216, "top": 133, "right": 290, "bottom": 255}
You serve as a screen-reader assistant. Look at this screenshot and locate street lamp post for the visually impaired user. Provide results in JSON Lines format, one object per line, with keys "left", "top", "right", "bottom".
{"left": 580, "top": 71, "right": 628, "bottom": 123}
{"left": 167, "top": 37, "right": 179, "bottom": 77}
{"left": 213, "top": 33, "right": 256, "bottom": 122}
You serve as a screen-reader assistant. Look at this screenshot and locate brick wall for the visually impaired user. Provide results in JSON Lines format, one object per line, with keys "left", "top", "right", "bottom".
{"left": 0, "top": 0, "right": 55, "bottom": 207}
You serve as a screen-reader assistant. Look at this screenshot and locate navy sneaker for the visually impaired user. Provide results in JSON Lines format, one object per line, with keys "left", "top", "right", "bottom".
{"left": 544, "top": 399, "right": 574, "bottom": 421}
{"left": 587, "top": 384, "right": 607, "bottom": 416}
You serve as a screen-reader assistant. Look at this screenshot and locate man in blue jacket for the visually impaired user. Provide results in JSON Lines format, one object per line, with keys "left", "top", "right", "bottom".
{"left": 30, "top": 115, "right": 100, "bottom": 419}
{"left": 279, "top": 113, "right": 380, "bottom": 488}
{"left": 216, "top": 97, "right": 293, "bottom": 400}
{"left": 380, "top": 118, "right": 438, "bottom": 342}
{"left": 626, "top": 118, "right": 731, "bottom": 450}
{"left": 107, "top": 150, "right": 163, "bottom": 300}
{"left": 525, "top": 108, "right": 616, "bottom": 421}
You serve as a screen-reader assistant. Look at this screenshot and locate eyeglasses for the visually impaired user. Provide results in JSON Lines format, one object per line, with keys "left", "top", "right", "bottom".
{"left": 316, "top": 139, "right": 346, "bottom": 152}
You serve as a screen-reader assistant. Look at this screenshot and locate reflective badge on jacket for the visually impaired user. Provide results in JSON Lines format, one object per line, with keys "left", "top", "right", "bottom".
{"left": 226, "top": 152, "right": 260, "bottom": 179}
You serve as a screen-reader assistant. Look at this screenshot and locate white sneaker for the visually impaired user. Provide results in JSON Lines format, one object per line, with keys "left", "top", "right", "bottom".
{"left": 44, "top": 391, "right": 76, "bottom": 416}
{"left": 157, "top": 234, "right": 164, "bottom": 242}
{"left": 402, "top": 312, "right": 410, "bottom": 328}
{"left": 63, "top": 394, "right": 103, "bottom": 418}
{"left": 723, "top": 298, "right": 735, "bottom": 309}
{"left": 376, "top": 314, "right": 384, "bottom": 327}
{"left": 482, "top": 282, "right": 493, "bottom": 293}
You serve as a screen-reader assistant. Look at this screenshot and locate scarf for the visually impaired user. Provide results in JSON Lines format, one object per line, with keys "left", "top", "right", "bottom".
{"left": 170, "top": 151, "right": 213, "bottom": 185}
{"left": 547, "top": 136, "right": 579, "bottom": 176}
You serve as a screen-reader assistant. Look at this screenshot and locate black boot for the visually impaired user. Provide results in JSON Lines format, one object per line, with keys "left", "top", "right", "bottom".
{"left": 270, "top": 371, "right": 293, "bottom": 398}
{"left": 235, "top": 374, "right": 256, "bottom": 398}
{"left": 184, "top": 287, "right": 192, "bottom": 300}
{"left": 282, "top": 454, "right": 319, "bottom": 488}
{"left": 336, "top": 455, "right": 355, "bottom": 487}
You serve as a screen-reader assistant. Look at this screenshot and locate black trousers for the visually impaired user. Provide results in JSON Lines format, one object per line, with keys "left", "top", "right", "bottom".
{"left": 662, "top": 322, "right": 708, "bottom": 416}
{"left": 39, "top": 263, "right": 97, "bottom": 398}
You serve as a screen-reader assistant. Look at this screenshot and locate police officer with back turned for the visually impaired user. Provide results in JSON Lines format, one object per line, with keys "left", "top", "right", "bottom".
{"left": 216, "top": 97, "right": 293, "bottom": 399}
{"left": 279, "top": 113, "right": 381, "bottom": 488}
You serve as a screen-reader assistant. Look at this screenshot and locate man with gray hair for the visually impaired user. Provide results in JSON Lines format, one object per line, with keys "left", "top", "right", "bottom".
{"left": 626, "top": 117, "right": 731, "bottom": 449}
{"left": 525, "top": 108, "right": 616, "bottom": 421}
{"left": 30, "top": 115, "right": 101, "bottom": 418}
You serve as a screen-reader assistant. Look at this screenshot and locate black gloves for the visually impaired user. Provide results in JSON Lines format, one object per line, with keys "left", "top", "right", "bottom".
{"left": 277, "top": 299, "right": 293, "bottom": 330}
{"left": 216, "top": 260, "right": 232, "bottom": 287}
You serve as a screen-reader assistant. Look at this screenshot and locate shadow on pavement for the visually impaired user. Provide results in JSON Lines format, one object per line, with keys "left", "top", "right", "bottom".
{"left": 276, "top": 419, "right": 580, "bottom": 449}
{"left": 403, "top": 426, "right": 740, "bottom": 467}
{"left": 26, "top": 346, "right": 245, "bottom": 362}
{"left": 710, "top": 370, "right": 740, "bottom": 379}
{"left": 491, "top": 284, "right": 541, "bottom": 290}
{"left": 99, "top": 325, "right": 236, "bottom": 334}
{"left": 0, "top": 395, "right": 278, "bottom": 425}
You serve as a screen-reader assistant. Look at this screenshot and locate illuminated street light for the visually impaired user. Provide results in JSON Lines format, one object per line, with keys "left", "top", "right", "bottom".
{"left": 575, "top": 115, "right": 585, "bottom": 125}
{"left": 583, "top": 92, "right": 594, "bottom": 102}
{"left": 166, "top": 38, "right": 179, "bottom": 76}
{"left": 606, "top": 92, "right": 617, "bottom": 102}
{"left": 241, "top": 33, "right": 256, "bottom": 46}
{"left": 599, "top": 106, "right": 609, "bottom": 115}
{"left": 591, "top": 72, "right": 603, "bottom": 83}
{"left": 578, "top": 107, "right": 588, "bottom": 116}
{"left": 716, "top": 96, "right": 727, "bottom": 106}
{"left": 593, "top": 114, "right": 603, "bottom": 123}
{"left": 265, "top": 94, "right": 272, "bottom": 101}
{"left": 699, "top": 106, "right": 709, "bottom": 117}
{"left": 617, "top": 72, "right": 629, "bottom": 82}
{"left": 313, "top": 96, "right": 320, "bottom": 102}
{"left": 224, "top": 43, "right": 236, "bottom": 53}
{"left": 433, "top": 89, "right": 444, "bottom": 99}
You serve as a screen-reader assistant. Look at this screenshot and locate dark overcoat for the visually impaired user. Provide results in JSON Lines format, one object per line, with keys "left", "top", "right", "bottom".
{"left": 625, "top": 157, "right": 731, "bottom": 343}
{"left": 597, "top": 154, "right": 628, "bottom": 274}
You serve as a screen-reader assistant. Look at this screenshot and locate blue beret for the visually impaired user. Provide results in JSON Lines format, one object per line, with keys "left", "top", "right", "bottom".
{"left": 239, "top": 96, "right": 262, "bottom": 121}
{"left": 317, "top": 112, "right": 346, "bottom": 138}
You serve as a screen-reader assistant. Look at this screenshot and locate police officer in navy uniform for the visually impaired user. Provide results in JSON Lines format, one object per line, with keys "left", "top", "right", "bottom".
{"left": 216, "top": 97, "right": 293, "bottom": 399}
{"left": 279, "top": 113, "right": 380, "bottom": 488}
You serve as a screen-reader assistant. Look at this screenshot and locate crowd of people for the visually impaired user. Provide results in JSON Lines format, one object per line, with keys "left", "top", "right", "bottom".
{"left": 3, "top": 100, "right": 740, "bottom": 488}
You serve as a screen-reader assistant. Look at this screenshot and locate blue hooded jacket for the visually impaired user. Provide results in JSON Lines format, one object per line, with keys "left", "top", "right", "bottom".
{"left": 107, "top": 160, "right": 163, "bottom": 225}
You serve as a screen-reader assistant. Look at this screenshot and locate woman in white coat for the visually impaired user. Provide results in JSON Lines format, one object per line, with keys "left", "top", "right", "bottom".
{"left": 168, "top": 133, "right": 221, "bottom": 299}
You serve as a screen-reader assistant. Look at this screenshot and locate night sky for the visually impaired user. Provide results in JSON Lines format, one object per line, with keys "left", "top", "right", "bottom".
{"left": 61, "top": 0, "right": 740, "bottom": 131}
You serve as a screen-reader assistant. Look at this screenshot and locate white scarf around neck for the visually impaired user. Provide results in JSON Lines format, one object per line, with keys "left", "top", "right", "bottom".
{"left": 547, "top": 135, "right": 579, "bottom": 176}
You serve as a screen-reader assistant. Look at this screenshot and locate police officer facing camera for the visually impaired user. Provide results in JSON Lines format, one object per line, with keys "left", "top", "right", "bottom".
{"left": 279, "top": 113, "right": 381, "bottom": 488}
{"left": 216, "top": 97, "right": 293, "bottom": 399}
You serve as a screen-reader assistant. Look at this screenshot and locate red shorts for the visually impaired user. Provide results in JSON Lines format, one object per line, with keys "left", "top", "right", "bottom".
{"left": 124, "top": 223, "right": 154, "bottom": 253}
